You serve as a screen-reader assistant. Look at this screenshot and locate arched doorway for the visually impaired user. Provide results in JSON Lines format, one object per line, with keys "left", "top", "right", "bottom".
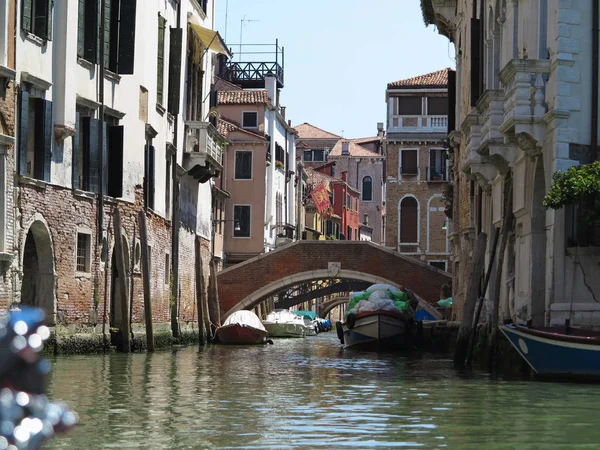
{"left": 530, "top": 159, "right": 547, "bottom": 326}
{"left": 110, "top": 234, "right": 130, "bottom": 330}
{"left": 20, "top": 220, "right": 56, "bottom": 324}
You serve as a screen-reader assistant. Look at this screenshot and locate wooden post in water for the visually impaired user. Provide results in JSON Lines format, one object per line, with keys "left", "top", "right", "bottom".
{"left": 138, "top": 211, "right": 155, "bottom": 352}
{"left": 195, "top": 236, "right": 206, "bottom": 345}
{"left": 113, "top": 209, "right": 131, "bottom": 353}
{"left": 454, "top": 232, "right": 487, "bottom": 366}
{"left": 211, "top": 259, "right": 221, "bottom": 327}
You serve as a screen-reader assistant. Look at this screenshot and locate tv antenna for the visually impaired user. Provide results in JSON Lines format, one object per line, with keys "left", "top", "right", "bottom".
{"left": 239, "top": 15, "right": 260, "bottom": 61}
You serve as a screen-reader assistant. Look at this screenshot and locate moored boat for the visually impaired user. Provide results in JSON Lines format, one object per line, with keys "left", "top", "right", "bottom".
{"left": 262, "top": 309, "right": 306, "bottom": 338}
{"left": 338, "top": 309, "right": 415, "bottom": 350}
{"left": 216, "top": 310, "right": 269, "bottom": 345}
{"left": 500, "top": 323, "right": 600, "bottom": 378}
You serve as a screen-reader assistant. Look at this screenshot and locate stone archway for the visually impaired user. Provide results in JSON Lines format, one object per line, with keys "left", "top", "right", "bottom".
{"left": 20, "top": 220, "right": 57, "bottom": 324}
{"left": 110, "top": 234, "right": 130, "bottom": 329}
{"left": 530, "top": 158, "right": 547, "bottom": 326}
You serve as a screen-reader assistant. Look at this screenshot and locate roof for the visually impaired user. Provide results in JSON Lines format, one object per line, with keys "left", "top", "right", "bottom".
{"left": 387, "top": 68, "right": 450, "bottom": 89}
{"left": 293, "top": 123, "right": 341, "bottom": 140}
{"left": 305, "top": 167, "right": 337, "bottom": 188}
{"left": 352, "top": 136, "right": 381, "bottom": 144}
{"left": 217, "top": 119, "right": 266, "bottom": 141}
{"left": 329, "top": 140, "right": 382, "bottom": 158}
{"left": 218, "top": 90, "right": 269, "bottom": 105}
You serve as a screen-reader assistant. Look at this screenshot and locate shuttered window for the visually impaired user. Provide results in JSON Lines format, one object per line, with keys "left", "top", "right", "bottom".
{"left": 107, "top": 125, "right": 124, "bottom": 198}
{"left": 234, "top": 151, "right": 252, "bottom": 179}
{"left": 22, "top": 0, "right": 53, "bottom": 40}
{"left": 144, "top": 144, "right": 155, "bottom": 209}
{"left": 401, "top": 150, "right": 418, "bottom": 175}
{"left": 97, "top": 0, "right": 136, "bottom": 74}
{"left": 362, "top": 176, "right": 372, "bottom": 201}
{"left": 157, "top": 15, "right": 166, "bottom": 106}
{"left": 167, "top": 28, "right": 183, "bottom": 115}
{"left": 18, "top": 92, "right": 52, "bottom": 182}
{"left": 398, "top": 96, "right": 422, "bottom": 115}
{"left": 448, "top": 69, "right": 456, "bottom": 133}
{"left": 400, "top": 197, "right": 418, "bottom": 243}
{"left": 77, "top": 0, "right": 98, "bottom": 62}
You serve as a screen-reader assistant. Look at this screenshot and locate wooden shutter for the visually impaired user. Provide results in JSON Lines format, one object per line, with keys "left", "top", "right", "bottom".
{"left": 88, "top": 118, "right": 100, "bottom": 194}
{"left": 73, "top": 113, "right": 81, "bottom": 189}
{"left": 470, "top": 18, "right": 481, "bottom": 106}
{"left": 156, "top": 16, "right": 166, "bottom": 105}
{"left": 148, "top": 145, "right": 155, "bottom": 209}
{"left": 77, "top": 0, "right": 85, "bottom": 58}
{"left": 102, "top": 122, "right": 108, "bottom": 194}
{"left": 117, "top": 0, "right": 137, "bottom": 75}
{"left": 401, "top": 150, "right": 417, "bottom": 174}
{"left": 167, "top": 27, "right": 183, "bottom": 115}
{"left": 448, "top": 69, "right": 456, "bottom": 133}
{"left": 19, "top": 91, "right": 29, "bottom": 176}
{"left": 22, "top": 0, "right": 33, "bottom": 33}
{"left": 108, "top": 126, "right": 124, "bottom": 197}
{"left": 400, "top": 198, "right": 418, "bottom": 243}
{"left": 82, "top": 0, "right": 98, "bottom": 62}
{"left": 46, "top": 0, "right": 53, "bottom": 40}
{"left": 103, "top": 0, "right": 111, "bottom": 69}
{"left": 42, "top": 100, "right": 52, "bottom": 182}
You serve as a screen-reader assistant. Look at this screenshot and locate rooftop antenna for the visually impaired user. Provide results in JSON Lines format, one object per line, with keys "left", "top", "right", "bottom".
{"left": 239, "top": 15, "right": 260, "bottom": 62}
{"left": 224, "top": 0, "right": 229, "bottom": 41}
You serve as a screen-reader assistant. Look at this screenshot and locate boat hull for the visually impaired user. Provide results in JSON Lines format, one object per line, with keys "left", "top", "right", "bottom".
{"left": 500, "top": 324, "right": 600, "bottom": 378}
{"left": 263, "top": 322, "right": 305, "bottom": 338}
{"left": 342, "top": 310, "right": 413, "bottom": 350}
{"left": 216, "top": 324, "right": 269, "bottom": 345}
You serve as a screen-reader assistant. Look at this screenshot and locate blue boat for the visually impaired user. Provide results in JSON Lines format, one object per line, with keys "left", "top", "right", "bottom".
{"left": 500, "top": 323, "right": 600, "bottom": 378}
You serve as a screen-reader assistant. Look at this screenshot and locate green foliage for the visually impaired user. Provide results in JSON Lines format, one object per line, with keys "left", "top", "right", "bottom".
{"left": 325, "top": 234, "right": 337, "bottom": 240}
{"left": 93, "top": 276, "right": 101, "bottom": 310}
{"left": 543, "top": 162, "right": 600, "bottom": 221}
{"left": 442, "top": 183, "right": 454, "bottom": 220}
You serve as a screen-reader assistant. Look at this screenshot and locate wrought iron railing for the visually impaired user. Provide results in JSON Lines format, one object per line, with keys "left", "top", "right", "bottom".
{"left": 426, "top": 166, "right": 448, "bottom": 181}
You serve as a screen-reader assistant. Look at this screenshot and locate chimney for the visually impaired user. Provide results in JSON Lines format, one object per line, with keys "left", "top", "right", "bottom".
{"left": 364, "top": 214, "right": 369, "bottom": 226}
{"left": 377, "top": 122, "right": 384, "bottom": 138}
{"left": 341, "top": 141, "right": 350, "bottom": 156}
{"left": 265, "top": 76, "right": 277, "bottom": 105}
{"left": 341, "top": 171, "right": 348, "bottom": 183}
{"left": 281, "top": 106, "right": 286, "bottom": 119}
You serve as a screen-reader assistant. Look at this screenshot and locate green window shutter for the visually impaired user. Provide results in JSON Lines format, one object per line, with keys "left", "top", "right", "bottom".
{"left": 42, "top": 100, "right": 53, "bottom": 181}
{"left": 77, "top": 0, "right": 84, "bottom": 58}
{"left": 117, "top": 0, "right": 137, "bottom": 74}
{"left": 167, "top": 27, "right": 183, "bottom": 115}
{"left": 82, "top": 0, "right": 98, "bottom": 63}
{"left": 148, "top": 145, "right": 155, "bottom": 209}
{"left": 88, "top": 119, "right": 100, "bottom": 194}
{"left": 102, "top": 122, "right": 108, "bottom": 195}
{"left": 21, "top": 0, "right": 32, "bottom": 33}
{"left": 103, "top": 0, "right": 111, "bottom": 69}
{"left": 108, "top": 126, "right": 124, "bottom": 197}
{"left": 19, "top": 91, "right": 29, "bottom": 176}
{"left": 156, "top": 15, "right": 166, "bottom": 105}
{"left": 46, "top": 0, "right": 53, "bottom": 40}
{"left": 73, "top": 112, "right": 80, "bottom": 189}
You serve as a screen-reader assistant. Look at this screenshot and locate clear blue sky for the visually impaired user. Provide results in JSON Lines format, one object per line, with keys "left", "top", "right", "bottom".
{"left": 215, "top": 0, "right": 455, "bottom": 138}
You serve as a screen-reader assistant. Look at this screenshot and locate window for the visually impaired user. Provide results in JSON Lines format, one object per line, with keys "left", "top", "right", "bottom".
{"left": 346, "top": 194, "right": 351, "bottom": 209}
{"left": 354, "top": 229, "right": 358, "bottom": 241}
{"left": 362, "top": 176, "right": 372, "bottom": 201}
{"left": 165, "top": 152, "right": 171, "bottom": 216}
{"left": 77, "top": 0, "right": 98, "bottom": 62}
{"left": 313, "top": 150, "right": 324, "bottom": 161}
{"left": 347, "top": 226, "right": 352, "bottom": 241}
{"left": 76, "top": 233, "right": 91, "bottom": 273}
{"left": 427, "top": 97, "right": 448, "bottom": 115}
{"left": 167, "top": 27, "right": 183, "bottom": 115}
{"left": 275, "top": 143, "right": 285, "bottom": 165}
{"left": 276, "top": 193, "right": 283, "bottom": 227}
{"left": 303, "top": 150, "right": 313, "bottom": 162}
{"left": 398, "top": 96, "right": 422, "bottom": 115}
{"left": 235, "top": 151, "right": 252, "bottom": 179}
{"left": 100, "top": 0, "right": 137, "bottom": 73}
{"left": 22, "top": 0, "right": 53, "bottom": 40}
{"left": 234, "top": 205, "right": 251, "bottom": 238}
{"left": 156, "top": 15, "right": 166, "bottom": 106}
{"left": 242, "top": 111, "right": 258, "bottom": 128}
{"left": 400, "top": 197, "right": 418, "bottom": 243}
{"left": 19, "top": 92, "right": 52, "bottom": 182}
{"left": 73, "top": 108, "right": 91, "bottom": 190}
{"left": 430, "top": 261, "right": 447, "bottom": 271}
{"left": 145, "top": 144, "right": 155, "bottom": 209}
{"left": 164, "top": 253, "right": 170, "bottom": 285}
{"left": 186, "top": 37, "right": 204, "bottom": 121}
{"left": 401, "top": 150, "right": 418, "bottom": 175}
{"left": 428, "top": 149, "right": 447, "bottom": 181}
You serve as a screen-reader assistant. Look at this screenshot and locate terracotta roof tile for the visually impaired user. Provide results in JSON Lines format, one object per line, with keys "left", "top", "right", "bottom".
{"left": 351, "top": 136, "right": 381, "bottom": 144}
{"left": 218, "top": 90, "right": 269, "bottom": 105}
{"left": 329, "top": 140, "right": 382, "bottom": 158}
{"left": 293, "top": 123, "right": 341, "bottom": 140}
{"left": 217, "top": 119, "right": 266, "bottom": 140}
{"left": 387, "top": 68, "right": 450, "bottom": 89}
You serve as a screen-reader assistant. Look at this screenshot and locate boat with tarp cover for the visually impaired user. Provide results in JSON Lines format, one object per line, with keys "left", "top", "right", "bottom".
{"left": 215, "top": 310, "right": 269, "bottom": 345}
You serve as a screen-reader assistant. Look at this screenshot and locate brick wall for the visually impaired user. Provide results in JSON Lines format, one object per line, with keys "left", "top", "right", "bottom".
{"left": 218, "top": 241, "right": 451, "bottom": 315}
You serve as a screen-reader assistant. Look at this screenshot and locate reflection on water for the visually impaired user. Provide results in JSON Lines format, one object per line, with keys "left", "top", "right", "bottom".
{"left": 46, "top": 333, "right": 600, "bottom": 449}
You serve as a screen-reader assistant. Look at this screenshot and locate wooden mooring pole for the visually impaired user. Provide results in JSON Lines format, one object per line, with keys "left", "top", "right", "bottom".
{"left": 454, "top": 232, "right": 487, "bottom": 366}
{"left": 113, "top": 209, "right": 131, "bottom": 353}
{"left": 138, "top": 211, "right": 155, "bottom": 352}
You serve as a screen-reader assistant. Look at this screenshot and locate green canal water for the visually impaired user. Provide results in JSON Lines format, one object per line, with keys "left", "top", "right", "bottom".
{"left": 45, "top": 332, "right": 600, "bottom": 449}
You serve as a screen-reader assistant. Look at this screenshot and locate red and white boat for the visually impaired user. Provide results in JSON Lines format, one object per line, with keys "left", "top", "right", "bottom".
{"left": 215, "top": 310, "right": 269, "bottom": 345}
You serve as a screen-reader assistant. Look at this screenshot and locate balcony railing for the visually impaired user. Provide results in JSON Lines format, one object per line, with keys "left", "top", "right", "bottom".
{"left": 426, "top": 166, "right": 448, "bottom": 182}
{"left": 183, "top": 121, "right": 226, "bottom": 182}
{"left": 389, "top": 115, "right": 448, "bottom": 132}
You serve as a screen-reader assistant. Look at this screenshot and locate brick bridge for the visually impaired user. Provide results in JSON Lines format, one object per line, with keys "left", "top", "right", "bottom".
{"left": 217, "top": 241, "right": 451, "bottom": 320}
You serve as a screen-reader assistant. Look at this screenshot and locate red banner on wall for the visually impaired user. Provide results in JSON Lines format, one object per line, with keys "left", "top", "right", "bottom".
{"left": 311, "top": 182, "right": 331, "bottom": 214}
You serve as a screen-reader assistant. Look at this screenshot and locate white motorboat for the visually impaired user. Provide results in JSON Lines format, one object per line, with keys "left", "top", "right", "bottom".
{"left": 262, "top": 309, "right": 306, "bottom": 338}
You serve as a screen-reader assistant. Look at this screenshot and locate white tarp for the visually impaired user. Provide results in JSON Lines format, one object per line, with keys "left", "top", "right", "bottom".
{"left": 223, "top": 310, "right": 267, "bottom": 331}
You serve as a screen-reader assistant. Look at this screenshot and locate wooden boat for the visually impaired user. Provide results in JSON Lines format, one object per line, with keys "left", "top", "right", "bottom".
{"left": 500, "top": 323, "right": 600, "bottom": 378}
{"left": 337, "top": 309, "right": 415, "bottom": 350}
{"left": 215, "top": 310, "right": 269, "bottom": 345}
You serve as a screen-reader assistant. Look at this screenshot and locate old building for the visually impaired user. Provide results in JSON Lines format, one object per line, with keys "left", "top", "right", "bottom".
{"left": 0, "top": 0, "right": 16, "bottom": 307}
{"left": 421, "top": 0, "right": 600, "bottom": 327}
{"left": 216, "top": 43, "right": 298, "bottom": 264}
{"left": 384, "top": 68, "right": 451, "bottom": 271}
{"left": 10, "top": 0, "right": 229, "bottom": 341}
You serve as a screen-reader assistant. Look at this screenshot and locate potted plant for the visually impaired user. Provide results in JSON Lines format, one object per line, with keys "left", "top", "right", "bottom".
{"left": 442, "top": 183, "right": 454, "bottom": 220}
{"left": 275, "top": 160, "right": 284, "bottom": 170}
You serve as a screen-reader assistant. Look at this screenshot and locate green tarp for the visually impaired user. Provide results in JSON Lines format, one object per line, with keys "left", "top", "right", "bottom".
{"left": 293, "top": 310, "right": 317, "bottom": 320}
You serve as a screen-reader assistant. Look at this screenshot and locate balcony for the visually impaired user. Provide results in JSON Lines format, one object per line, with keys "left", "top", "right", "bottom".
{"left": 420, "top": 0, "right": 457, "bottom": 40}
{"left": 426, "top": 166, "right": 448, "bottom": 182}
{"left": 219, "top": 41, "right": 285, "bottom": 89}
{"left": 389, "top": 115, "right": 448, "bottom": 133}
{"left": 183, "top": 121, "right": 227, "bottom": 183}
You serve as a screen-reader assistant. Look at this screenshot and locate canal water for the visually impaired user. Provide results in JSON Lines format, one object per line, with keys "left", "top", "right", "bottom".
{"left": 45, "top": 332, "right": 600, "bottom": 449}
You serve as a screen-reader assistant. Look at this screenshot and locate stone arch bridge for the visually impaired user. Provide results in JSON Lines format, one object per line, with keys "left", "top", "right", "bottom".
{"left": 217, "top": 241, "right": 451, "bottom": 320}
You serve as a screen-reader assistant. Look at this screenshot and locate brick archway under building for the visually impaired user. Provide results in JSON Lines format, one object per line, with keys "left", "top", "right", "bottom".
{"left": 217, "top": 241, "right": 451, "bottom": 321}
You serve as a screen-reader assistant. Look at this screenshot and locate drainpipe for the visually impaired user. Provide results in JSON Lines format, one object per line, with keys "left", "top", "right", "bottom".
{"left": 592, "top": 0, "right": 599, "bottom": 161}
{"left": 284, "top": 127, "right": 288, "bottom": 228}
{"left": 97, "top": 0, "right": 105, "bottom": 242}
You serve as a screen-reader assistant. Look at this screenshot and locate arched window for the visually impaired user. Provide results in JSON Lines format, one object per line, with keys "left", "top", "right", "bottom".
{"left": 362, "top": 176, "right": 372, "bottom": 201}
{"left": 400, "top": 197, "right": 418, "bottom": 243}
